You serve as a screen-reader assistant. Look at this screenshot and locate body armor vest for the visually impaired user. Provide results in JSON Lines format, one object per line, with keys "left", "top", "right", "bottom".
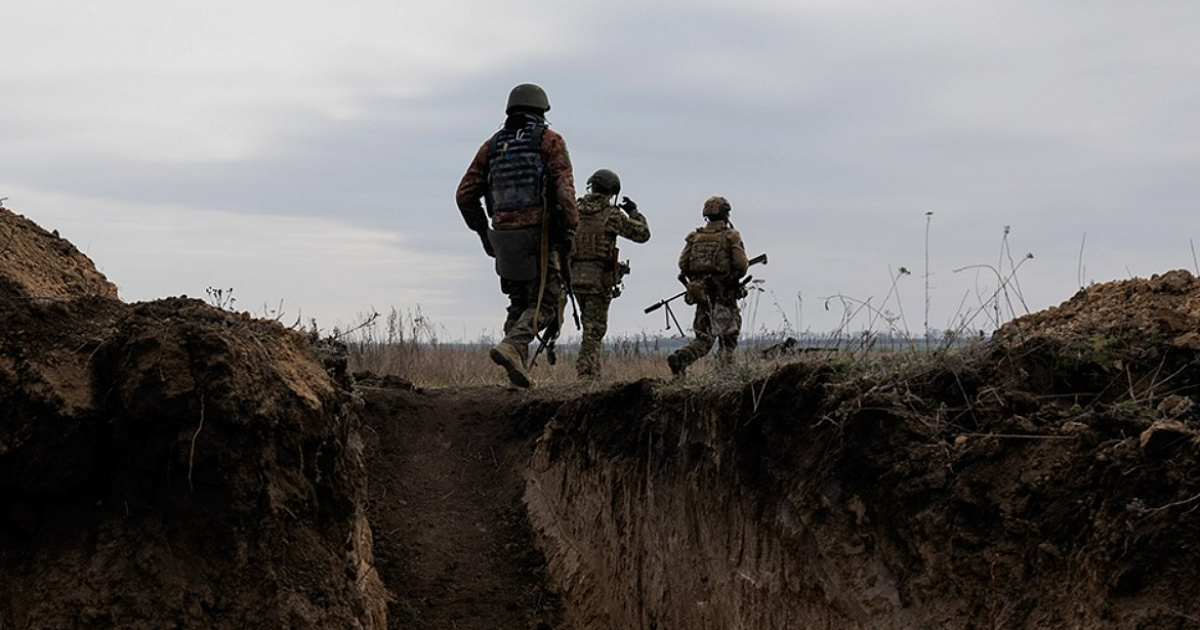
{"left": 573, "top": 197, "right": 615, "bottom": 263}
{"left": 683, "top": 226, "right": 731, "bottom": 275}
{"left": 485, "top": 123, "right": 547, "bottom": 216}
{"left": 571, "top": 196, "right": 618, "bottom": 292}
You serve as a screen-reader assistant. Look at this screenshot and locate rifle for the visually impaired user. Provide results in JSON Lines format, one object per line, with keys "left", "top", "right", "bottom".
{"left": 561, "top": 251, "right": 581, "bottom": 331}
{"left": 644, "top": 253, "right": 767, "bottom": 333}
{"left": 531, "top": 230, "right": 581, "bottom": 367}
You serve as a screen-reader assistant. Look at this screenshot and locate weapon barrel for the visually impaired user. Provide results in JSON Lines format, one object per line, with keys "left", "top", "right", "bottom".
{"left": 644, "top": 290, "right": 685, "bottom": 314}
{"left": 644, "top": 253, "right": 763, "bottom": 314}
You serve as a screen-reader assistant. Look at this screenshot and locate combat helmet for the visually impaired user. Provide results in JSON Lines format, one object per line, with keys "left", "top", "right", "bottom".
{"left": 587, "top": 169, "right": 621, "bottom": 195}
{"left": 506, "top": 83, "right": 551, "bottom": 114}
{"left": 702, "top": 196, "right": 731, "bottom": 219}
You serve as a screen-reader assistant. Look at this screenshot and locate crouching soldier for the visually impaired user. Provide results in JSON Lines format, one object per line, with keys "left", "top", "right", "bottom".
{"left": 667, "top": 196, "right": 749, "bottom": 376}
{"left": 570, "top": 168, "right": 651, "bottom": 380}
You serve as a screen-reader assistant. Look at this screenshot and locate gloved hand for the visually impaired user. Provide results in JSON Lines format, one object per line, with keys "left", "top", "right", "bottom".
{"left": 618, "top": 196, "right": 638, "bottom": 213}
{"left": 476, "top": 229, "right": 495, "bottom": 258}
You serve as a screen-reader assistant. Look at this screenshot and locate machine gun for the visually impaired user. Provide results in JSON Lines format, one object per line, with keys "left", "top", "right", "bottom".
{"left": 644, "top": 253, "right": 767, "bottom": 334}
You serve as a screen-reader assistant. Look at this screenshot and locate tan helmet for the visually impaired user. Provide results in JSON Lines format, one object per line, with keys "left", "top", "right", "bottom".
{"left": 506, "top": 83, "right": 551, "bottom": 114}
{"left": 702, "top": 196, "right": 731, "bottom": 219}
{"left": 586, "top": 169, "right": 621, "bottom": 195}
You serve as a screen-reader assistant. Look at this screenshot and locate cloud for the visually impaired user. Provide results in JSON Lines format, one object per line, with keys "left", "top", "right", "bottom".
{"left": 1, "top": 0, "right": 591, "bottom": 163}
{"left": 6, "top": 186, "right": 485, "bottom": 331}
{"left": 3, "top": 1, "right": 1199, "bottom": 340}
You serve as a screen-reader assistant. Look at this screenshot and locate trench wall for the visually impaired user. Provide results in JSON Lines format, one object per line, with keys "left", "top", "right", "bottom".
{"left": 522, "top": 375, "right": 919, "bottom": 629}
{"left": 522, "top": 361, "right": 1200, "bottom": 629}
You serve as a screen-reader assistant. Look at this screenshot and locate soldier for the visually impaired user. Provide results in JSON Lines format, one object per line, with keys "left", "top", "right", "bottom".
{"left": 667, "top": 196, "right": 749, "bottom": 376}
{"left": 570, "top": 168, "right": 651, "bottom": 380}
{"left": 455, "top": 83, "right": 579, "bottom": 388}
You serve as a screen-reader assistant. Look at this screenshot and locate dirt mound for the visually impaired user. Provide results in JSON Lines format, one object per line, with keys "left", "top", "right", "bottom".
{"left": 0, "top": 206, "right": 118, "bottom": 301}
{"left": 996, "top": 269, "right": 1200, "bottom": 348}
{"left": 0, "top": 207, "right": 387, "bottom": 628}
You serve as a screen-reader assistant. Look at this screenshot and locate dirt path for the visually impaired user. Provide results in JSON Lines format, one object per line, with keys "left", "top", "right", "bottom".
{"left": 358, "top": 380, "right": 565, "bottom": 630}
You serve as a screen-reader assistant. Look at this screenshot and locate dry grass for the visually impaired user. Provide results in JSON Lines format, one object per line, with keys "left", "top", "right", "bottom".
{"left": 346, "top": 331, "right": 676, "bottom": 389}
{"left": 341, "top": 310, "right": 859, "bottom": 390}
{"left": 348, "top": 341, "right": 792, "bottom": 390}
{"left": 338, "top": 308, "right": 811, "bottom": 388}
{"left": 334, "top": 301, "right": 990, "bottom": 391}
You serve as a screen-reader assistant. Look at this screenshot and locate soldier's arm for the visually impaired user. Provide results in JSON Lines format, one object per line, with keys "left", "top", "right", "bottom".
{"left": 677, "top": 234, "right": 693, "bottom": 281}
{"left": 455, "top": 142, "right": 491, "bottom": 233}
{"left": 543, "top": 131, "right": 579, "bottom": 230}
{"left": 728, "top": 229, "right": 749, "bottom": 278}
{"left": 608, "top": 208, "right": 651, "bottom": 243}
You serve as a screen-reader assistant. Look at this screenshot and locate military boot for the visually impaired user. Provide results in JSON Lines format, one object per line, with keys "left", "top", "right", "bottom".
{"left": 491, "top": 341, "right": 531, "bottom": 388}
{"left": 667, "top": 352, "right": 686, "bottom": 377}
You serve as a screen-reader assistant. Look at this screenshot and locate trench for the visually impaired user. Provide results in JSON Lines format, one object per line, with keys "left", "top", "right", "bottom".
{"left": 363, "top": 360, "right": 1200, "bottom": 629}
{"left": 362, "top": 375, "right": 915, "bottom": 629}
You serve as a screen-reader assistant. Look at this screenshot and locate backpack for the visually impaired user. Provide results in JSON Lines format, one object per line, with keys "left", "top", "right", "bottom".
{"left": 682, "top": 226, "right": 732, "bottom": 275}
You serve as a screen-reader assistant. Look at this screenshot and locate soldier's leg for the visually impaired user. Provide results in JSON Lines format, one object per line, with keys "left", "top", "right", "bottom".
{"left": 504, "top": 271, "right": 563, "bottom": 349}
{"left": 500, "top": 278, "right": 526, "bottom": 336}
{"left": 576, "top": 292, "right": 610, "bottom": 379}
{"left": 669, "top": 302, "right": 715, "bottom": 374}
{"left": 716, "top": 306, "right": 742, "bottom": 366}
{"left": 717, "top": 334, "right": 739, "bottom": 365}
{"left": 493, "top": 275, "right": 561, "bottom": 387}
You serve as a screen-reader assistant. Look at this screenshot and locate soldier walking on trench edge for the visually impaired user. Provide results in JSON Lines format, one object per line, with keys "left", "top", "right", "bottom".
{"left": 571, "top": 168, "right": 651, "bottom": 380}
{"left": 456, "top": 83, "right": 579, "bottom": 389}
{"left": 667, "top": 196, "right": 749, "bottom": 376}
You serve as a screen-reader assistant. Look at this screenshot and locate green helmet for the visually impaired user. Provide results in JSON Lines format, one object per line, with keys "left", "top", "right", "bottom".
{"left": 587, "top": 169, "right": 621, "bottom": 195}
{"left": 506, "top": 83, "right": 550, "bottom": 114}
{"left": 702, "top": 196, "right": 731, "bottom": 219}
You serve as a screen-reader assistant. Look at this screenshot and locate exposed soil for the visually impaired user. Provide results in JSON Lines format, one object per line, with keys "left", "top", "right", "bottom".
{"left": 356, "top": 377, "right": 570, "bottom": 629}
{"left": 4, "top": 203, "right": 1200, "bottom": 629}
{"left": 0, "top": 207, "right": 386, "bottom": 629}
{"left": 523, "top": 271, "right": 1200, "bottom": 629}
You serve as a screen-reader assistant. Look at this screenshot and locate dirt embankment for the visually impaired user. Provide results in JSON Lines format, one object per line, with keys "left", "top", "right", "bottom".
{"left": 523, "top": 271, "right": 1200, "bottom": 628}
{"left": 0, "top": 206, "right": 387, "bottom": 629}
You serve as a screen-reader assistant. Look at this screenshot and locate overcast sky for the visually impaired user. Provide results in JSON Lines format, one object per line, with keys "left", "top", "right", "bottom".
{"left": 3, "top": 1, "right": 1198, "bottom": 342}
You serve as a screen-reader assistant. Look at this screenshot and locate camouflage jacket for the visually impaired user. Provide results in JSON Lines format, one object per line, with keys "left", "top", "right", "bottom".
{"left": 570, "top": 193, "right": 650, "bottom": 293}
{"left": 571, "top": 193, "right": 650, "bottom": 261}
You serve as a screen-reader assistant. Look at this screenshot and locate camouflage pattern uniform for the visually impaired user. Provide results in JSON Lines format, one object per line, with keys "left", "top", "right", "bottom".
{"left": 668, "top": 198, "right": 749, "bottom": 374}
{"left": 456, "top": 89, "right": 578, "bottom": 387}
{"left": 570, "top": 192, "right": 651, "bottom": 379}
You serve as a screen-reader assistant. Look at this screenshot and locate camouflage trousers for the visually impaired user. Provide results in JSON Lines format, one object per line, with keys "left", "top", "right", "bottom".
{"left": 575, "top": 291, "right": 612, "bottom": 378}
{"left": 500, "top": 271, "right": 564, "bottom": 363}
{"left": 672, "top": 299, "right": 741, "bottom": 370}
